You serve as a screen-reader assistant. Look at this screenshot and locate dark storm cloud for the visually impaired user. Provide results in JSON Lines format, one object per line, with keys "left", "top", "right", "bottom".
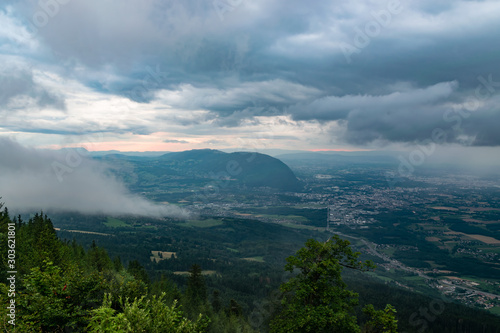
{"left": 4, "top": 0, "right": 500, "bottom": 146}
{"left": 288, "top": 81, "right": 459, "bottom": 144}
{"left": 0, "top": 137, "right": 189, "bottom": 218}
{"left": 461, "top": 97, "right": 500, "bottom": 147}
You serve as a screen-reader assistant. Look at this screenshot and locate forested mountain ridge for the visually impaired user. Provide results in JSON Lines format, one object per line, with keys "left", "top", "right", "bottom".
{"left": 97, "top": 149, "right": 302, "bottom": 192}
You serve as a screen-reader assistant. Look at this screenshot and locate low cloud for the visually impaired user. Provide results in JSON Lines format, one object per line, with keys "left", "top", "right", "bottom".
{"left": 0, "top": 137, "right": 189, "bottom": 218}
{"left": 163, "top": 139, "right": 189, "bottom": 144}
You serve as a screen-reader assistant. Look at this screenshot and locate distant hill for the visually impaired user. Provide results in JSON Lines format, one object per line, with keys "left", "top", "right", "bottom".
{"left": 159, "top": 149, "right": 301, "bottom": 191}
{"left": 98, "top": 149, "right": 302, "bottom": 191}
{"left": 89, "top": 150, "right": 171, "bottom": 157}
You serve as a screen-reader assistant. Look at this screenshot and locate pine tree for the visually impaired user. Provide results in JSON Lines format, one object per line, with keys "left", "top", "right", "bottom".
{"left": 186, "top": 264, "right": 207, "bottom": 307}
{"left": 212, "top": 290, "right": 222, "bottom": 313}
{"left": 227, "top": 299, "right": 242, "bottom": 317}
{"left": 127, "top": 259, "right": 150, "bottom": 285}
{"left": 113, "top": 256, "right": 124, "bottom": 271}
{"left": 87, "top": 241, "right": 113, "bottom": 272}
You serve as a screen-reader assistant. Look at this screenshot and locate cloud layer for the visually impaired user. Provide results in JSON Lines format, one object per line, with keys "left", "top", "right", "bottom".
{"left": 0, "top": 137, "right": 189, "bottom": 218}
{"left": 1, "top": 0, "right": 500, "bottom": 150}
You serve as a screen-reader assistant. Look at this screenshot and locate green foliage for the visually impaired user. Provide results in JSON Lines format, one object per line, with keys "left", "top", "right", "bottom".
{"left": 151, "top": 275, "right": 182, "bottom": 302}
{"left": 108, "top": 270, "right": 149, "bottom": 309}
{"left": 186, "top": 264, "right": 207, "bottom": 307}
{"left": 0, "top": 205, "right": 10, "bottom": 282}
{"left": 128, "top": 259, "right": 150, "bottom": 285}
{"left": 87, "top": 240, "right": 114, "bottom": 272}
{"left": 88, "top": 293, "right": 210, "bottom": 332}
{"left": 113, "top": 256, "right": 124, "bottom": 271}
{"left": 362, "top": 304, "right": 398, "bottom": 333}
{"left": 17, "top": 213, "right": 63, "bottom": 273}
{"left": 17, "top": 260, "right": 108, "bottom": 332}
{"left": 270, "top": 235, "right": 376, "bottom": 333}
{"left": 207, "top": 311, "right": 257, "bottom": 333}
{"left": 3, "top": 202, "right": 500, "bottom": 332}
{"left": 211, "top": 290, "right": 222, "bottom": 313}
{"left": 226, "top": 299, "right": 243, "bottom": 317}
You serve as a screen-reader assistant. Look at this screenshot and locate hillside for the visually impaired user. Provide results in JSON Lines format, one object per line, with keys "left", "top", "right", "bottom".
{"left": 160, "top": 149, "right": 301, "bottom": 190}
{"left": 99, "top": 149, "right": 301, "bottom": 192}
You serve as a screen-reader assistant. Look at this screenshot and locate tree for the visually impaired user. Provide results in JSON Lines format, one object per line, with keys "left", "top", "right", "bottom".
{"left": 113, "top": 256, "right": 124, "bottom": 272}
{"left": 17, "top": 213, "right": 63, "bottom": 271}
{"left": 226, "top": 299, "right": 242, "bottom": 317}
{"left": 151, "top": 275, "right": 181, "bottom": 302}
{"left": 87, "top": 241, "right": 113, "bottom": 272}
{"left": 16, "top": 260, "right": 109, "bottom": 331}
{"left": 211, "top": 290, "right": 222, "bottom": 313}
{"left": 270, "top": 235, "right": 376, "bottom": 333}
{"left": 186, "top": 264, "right": 207, "bottom": 307}
{"left": 88, "top": 293, "right": 210, "bottom": 332}
{"left": 362, "top": 304, "right": 398, "bottom": 333}
{"left": 0, "top": 203, "right": 11, "bottom": 282}
{"left": 0, "top": 199, "right": 9, "bottom": 234}
{"left": 127, "top": 259, "right": 150, "bottom": 285}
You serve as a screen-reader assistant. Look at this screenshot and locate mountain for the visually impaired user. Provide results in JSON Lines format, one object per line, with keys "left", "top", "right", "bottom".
{"left": 89, "top": 150, "right": 171, "bottom": 157}
{"left": 99, "top": 149, "right": 302, "bottom": 191}
{"left": 159, "top": 149, "right": 301, "bottom": 191}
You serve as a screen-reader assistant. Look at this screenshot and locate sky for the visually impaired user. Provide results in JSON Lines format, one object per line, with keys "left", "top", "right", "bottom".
{"left": 1, "top": 0, "right": 500, "bottom": 153}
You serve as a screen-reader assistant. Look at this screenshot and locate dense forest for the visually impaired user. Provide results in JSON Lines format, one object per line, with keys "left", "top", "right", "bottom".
{"left": 2, "top": 205, "right": 500, "bottom": 332}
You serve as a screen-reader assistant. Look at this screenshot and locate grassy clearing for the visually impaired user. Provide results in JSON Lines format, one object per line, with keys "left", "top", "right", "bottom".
{"left": 478, "top": 247, "right": 500, "bottom": 254}
{"left": 174, "top": 270, "right": 217, "bottom": 276}
{"left": 430, "top": 206, "right": 459, "bottom": 211}
{"left": 488, "top": 306, "right": 500, "bottom": 316}
{"left": 151, "top": 251, "right": 177, "bottom": 263}
{"left": 59, "top": 229, "right": 111, "bottom": 236}
{"left": 105, "top": 217, "right": 130, "bottom": 228}
{"left": 424, "top": 260, "right": 446, "bottom": 269}
{"left": 282, "top": 223, "right": 318, "bottom": 230}
{"left": 379, "top": 247, "right": 396, "bottom": 256}
{"left": 367, "top": 272, "right": 393, "bottom": 282}
{"left": 179, "top": 219, "right": 223, "bottom": 228}
{"left": 242, "top": 256, "right": 265, "bottom": 263}
{"left": 253, "top": 214, "right": 309, "bottom": 223}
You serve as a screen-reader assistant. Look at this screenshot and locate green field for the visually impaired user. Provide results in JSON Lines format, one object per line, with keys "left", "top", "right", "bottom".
{"left": 174, "top": 270, "right": 218, "bottom": 276}
{"left": 242, "top": 256, "right": 265, "bottom": 263}
{"left": 105, "top": 217, "right": 130, "bottom": 228}
{"left": 366, "top": 271, "right": 394, "bottom": 282}
{"left": 178, "top": 219, "right": 224, "bottom": 228}
{"left": 253, "top": 213, "right": 309, "bottom": 222}
{"left": 489, "top": 306, "right": 500, "bottom": 315}
{"left": 282, "top": 223, "right": 318, "bottom": 230}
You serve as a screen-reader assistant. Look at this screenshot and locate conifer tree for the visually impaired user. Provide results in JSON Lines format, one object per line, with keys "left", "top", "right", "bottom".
{"left": 127, "top": 259, "right": 150, "bottom": 285}
{"left": 186, "top": 264, "right": 207, "bottom": 307}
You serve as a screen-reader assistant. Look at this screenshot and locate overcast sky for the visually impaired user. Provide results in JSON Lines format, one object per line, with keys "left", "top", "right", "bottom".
{"left": 1, "top": 0, "right": 500, "bottom": 153}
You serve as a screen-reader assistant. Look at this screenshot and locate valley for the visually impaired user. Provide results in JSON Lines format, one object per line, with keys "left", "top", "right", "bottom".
{"left": 43, "top": 150, "right": 500, "bottom": 331}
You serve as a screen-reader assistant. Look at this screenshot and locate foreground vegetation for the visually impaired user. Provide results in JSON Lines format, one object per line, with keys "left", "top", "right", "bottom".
{"left": 2, "top": 204, "right": 500, "bottom": 332}
{"left": 1, "top": 205, "right": 398, "bottom": 332}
